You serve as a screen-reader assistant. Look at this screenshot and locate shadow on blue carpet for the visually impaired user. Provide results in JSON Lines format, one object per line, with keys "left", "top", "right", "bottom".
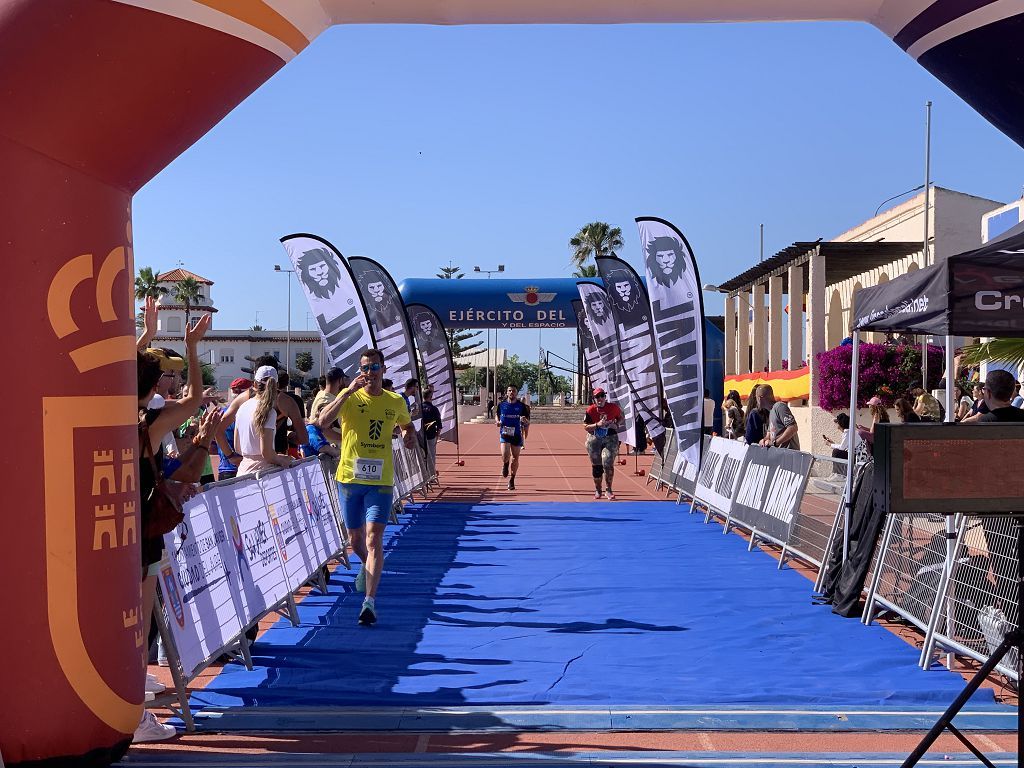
{"left": 189, "top": 501, "right": 1004, "bottom": 712}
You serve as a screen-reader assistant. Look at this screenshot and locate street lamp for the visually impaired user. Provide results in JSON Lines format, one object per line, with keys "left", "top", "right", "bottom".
{"left": 473, "top": 264, "right": 504, "bottom": 409}
{"left": 274, "top": 265, "right": 294, "bottom": 373}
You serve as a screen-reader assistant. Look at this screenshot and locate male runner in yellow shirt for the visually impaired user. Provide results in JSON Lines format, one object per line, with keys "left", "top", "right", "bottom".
{"left": 317, "top": 348, "right": 414, "bottom": 625}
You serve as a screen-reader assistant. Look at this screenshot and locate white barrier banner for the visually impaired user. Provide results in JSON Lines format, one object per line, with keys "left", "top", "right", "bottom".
{"left": 729, "top": 445, "right": 813, "bottom": 542}
{"left": 161, "top": 495, "right": 242, "bottom": 679}
{"left": 289, "top": 459, "right": 345, "bottom": 567}
{"left": 694, "top": 436, "right": 748, "bottom": 514}
{"left": 208, "top": 478, "right": 290, "bottom": 629}
{"left": 260, "top": 466, "right": 327, "bottom": 591}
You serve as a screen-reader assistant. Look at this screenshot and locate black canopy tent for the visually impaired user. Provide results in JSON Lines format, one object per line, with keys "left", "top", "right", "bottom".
{"left": 848, "top": 226, "right": 1024, "bottom": 766}
{"left": 842, "top": 226, "right": 1024, "bottom": 558}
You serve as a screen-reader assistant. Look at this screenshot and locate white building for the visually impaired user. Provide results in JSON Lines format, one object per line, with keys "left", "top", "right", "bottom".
{"left": 148, "top": 268, "right": 328, "bottom": 391}
{"left": 716, "top": 185, "right": 1004, "bottom": 461}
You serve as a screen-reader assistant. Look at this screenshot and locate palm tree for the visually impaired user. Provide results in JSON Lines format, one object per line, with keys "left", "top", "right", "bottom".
{"left": 962, "top": 339, "right": 1024, "bottom": 370}
{"left": 572, "top": 264, "right": 599, "bottom": 278}
{"left": 134, "top": 266, "right": 168, "bottom": 302}
{"left": 568, "top": 221, "right": 623, "bottom": 272}
{"left": 173, "top": 276, "right": 203, "bottom": 331}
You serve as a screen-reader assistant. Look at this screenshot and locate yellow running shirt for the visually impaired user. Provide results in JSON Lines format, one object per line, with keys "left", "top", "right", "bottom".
{"left": 336, "top": 388, "right": 411, "bottom": 486}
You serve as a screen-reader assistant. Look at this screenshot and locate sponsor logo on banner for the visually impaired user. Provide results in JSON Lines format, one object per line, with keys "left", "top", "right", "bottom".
{"left": 571, "top": 299, "right": 610, "bottom": 393}
{"left": 349, "top": 256, "right": 419, "bottom": 396}
{"left": 409, "top": 303, "right": 459, "bottom": 445}
{"left": 577, "top": 281, "right": 636, "bottom": 447}
{"left": 282, "top": 234, "right": 375, "bottom": 377}
{"left": 161, "top": 562, "right": 186, "bottom": 629}
{"left": 507, "top": 286, "right": 556, "bottom": 305}
{"left": 636, "top": 217, "right": 705, "bottom": 472}
{"left": 269, "top": 505, "right": 287, "bottom": 561}
{"left": 596, "top": 256, "right": 667, "bottom": 455}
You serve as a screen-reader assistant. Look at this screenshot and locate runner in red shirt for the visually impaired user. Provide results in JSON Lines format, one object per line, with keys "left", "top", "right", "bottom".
{"left": 583, "top": 388, "right": 624, "bottom": 500}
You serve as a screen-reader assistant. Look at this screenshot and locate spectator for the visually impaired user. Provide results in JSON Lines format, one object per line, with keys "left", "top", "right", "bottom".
{"left": 235, "top": 366, "right": 294, "bottom": 474}
{"left": 744, "top": 389, "right": 767, "bottom": 445}
{"left": 486, "top": 397, "right": 495, "bottom": 420}
{"left": 960, "top": 382, "right": 990, "bottom": 423}
{"left": 1012, "top": 380, "right": 1024, "bottom": 408}
{"left": 894, "top": 397, "right": 921, "bottom": 423}
{"left": 978, "top": 370, "right": 1024, "bottom": 422}
{"left": 822, "top": 412, "right": 859, "bottom": 480}
{"left": 954, "top": 385, "right": 972, "bottom": 422}
{"left": 912, "top": 386, "right": 941, "bottom": 422}
{"left": 213, "top": 377, "right": 251, "bottom": 480}
{"left": 867, "top": 396, "right": 890, "bottom": 434}
{"left": 702, "top": 388, "right": 716, "bottom": 435}
{"left": 722, "top": 398, "right": 744, "bottom": 439}
{"left": 757, "top": 384, "right": 799, "bottom": 449}
{"left": 420, "top": 387, "right": 442, "bottom": 479}
{"left": 310, "top": 367, "right": 346, "bottom": 422}
{"left": 726, "top": 389, "right": 743, "bottom": 422}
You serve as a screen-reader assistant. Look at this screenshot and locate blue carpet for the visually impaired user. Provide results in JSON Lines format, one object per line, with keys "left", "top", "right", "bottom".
{"left": 189, "top": 501, "right": 1005, "bottom": 712}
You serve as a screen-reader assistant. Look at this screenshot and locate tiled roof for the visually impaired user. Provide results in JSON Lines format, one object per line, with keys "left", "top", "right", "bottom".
{"left": 157, "top": 268, "right": 213, "bottom": 284}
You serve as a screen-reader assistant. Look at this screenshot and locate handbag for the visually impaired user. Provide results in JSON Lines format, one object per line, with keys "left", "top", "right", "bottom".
{"left": 140, "top": 420, "right": 184, "bottom": 538}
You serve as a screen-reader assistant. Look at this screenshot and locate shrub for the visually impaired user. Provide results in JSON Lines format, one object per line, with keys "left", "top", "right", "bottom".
{"left": 816, "top": 342, "right": 944, "bottom": 410}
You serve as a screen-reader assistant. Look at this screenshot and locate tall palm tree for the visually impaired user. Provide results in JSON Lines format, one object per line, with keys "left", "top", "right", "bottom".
{"left": 568, "top": 221, "right": 623, "bottom": 271}
{"left": 173, "top": 276, "right": 203, "bottom": 331}
{"left": 572, "top": 264, "right": 599, "bottom": 278}
{"left": 134, "top": 266, "right": 168, "bottom": 302}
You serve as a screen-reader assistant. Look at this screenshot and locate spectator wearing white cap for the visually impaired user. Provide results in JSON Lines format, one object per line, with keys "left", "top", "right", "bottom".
{"left": 235, "top": 366, "right": 294, "bottom": 474}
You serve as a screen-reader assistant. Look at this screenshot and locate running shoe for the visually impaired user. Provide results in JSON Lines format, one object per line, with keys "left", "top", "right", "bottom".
{"left": 594, "top": 490, "right": 602, "bottom": 500}
{"left": 502, "top": 461, "right": 509, "bottom": 478}
{"left": 354, "top": 566, "right": 366, "bottom": 593}
{"left": 507, "top": 479, "right": 515, "bottom": 491}
{"left": 133, "top": 711, "right": 176, "bottom": 743}
{"left": 604, "top": 490, "right": 616, "bottom": 501}
{"left": 145, "top": 673, "right": 166, "bottom": 695}
{"left": 358, "top": 599, "right": 377, "bottom": 626}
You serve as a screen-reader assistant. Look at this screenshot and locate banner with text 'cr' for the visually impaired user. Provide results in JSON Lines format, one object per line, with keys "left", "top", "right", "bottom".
{"left": 636, "top": 217, "right": 705, "bottom": 473}
{"left": 596, "top": 255, "right": 667, "bottom": 455}
{"left": 407, "top": 303, "right": 459, "bottom": 445}
{"left": 576, "top": 280, "right": 636, "bottom": 447}
{"left": 728, "top": 445, "right": 813, "bottom": 544}
{"left": 281, "top": 234, "right": 376, "bottom": 377}
{"left": 694, "top": 436, "right": 748, "bottom": 516}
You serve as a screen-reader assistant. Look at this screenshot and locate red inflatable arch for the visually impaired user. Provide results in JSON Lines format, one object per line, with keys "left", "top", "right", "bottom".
{"left": 1, "top": 1, "right": 1020, "bottom": 764}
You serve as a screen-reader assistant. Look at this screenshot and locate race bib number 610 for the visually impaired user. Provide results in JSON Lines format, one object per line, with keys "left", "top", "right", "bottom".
{"left": 354, "top": 458, "right": 384, "bottom": 481}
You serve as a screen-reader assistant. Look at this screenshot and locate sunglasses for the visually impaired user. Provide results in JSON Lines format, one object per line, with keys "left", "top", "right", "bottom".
{"left": 594, "top": 394, "right": 607, "bottom": 399}
{"left": 359, "top": 362, "right": 383, "bottom": 373}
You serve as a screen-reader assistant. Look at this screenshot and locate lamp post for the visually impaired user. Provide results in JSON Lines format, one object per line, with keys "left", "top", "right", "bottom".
{"left": 274, "top": 265, "right": 294, "bottom": 374}
{"left": 473, "top": 264, "right": 504, "bottom": 409}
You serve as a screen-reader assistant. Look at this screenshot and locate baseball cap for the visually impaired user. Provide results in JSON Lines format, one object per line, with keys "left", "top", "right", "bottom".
{"left": 254, "top": 365, "right": 278, "bottom": 383}
{"left": 146, "top": 347, "right": 185, "bottom": 373}
{"left": 230, "top": 377, "right": 252, "bottom": 390}
{"left": 592, "top": 387, "right": 606, "bottom": 396}
{"left": 867, "top": 396, "right": 883, "bottom": 406}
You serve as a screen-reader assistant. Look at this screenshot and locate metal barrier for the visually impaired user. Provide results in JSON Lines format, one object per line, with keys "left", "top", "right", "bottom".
{"left": 862, "top": 512, "right": 950, "bottom": 634}
{"left": 920, "top": 516, "right": 1020, "bottom": 681}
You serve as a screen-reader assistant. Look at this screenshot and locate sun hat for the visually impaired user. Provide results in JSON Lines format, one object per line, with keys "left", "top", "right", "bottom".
{"left": 593, "top": 387, "right": 606, "bottom": 396}
{"left": 867, "top": 396, "right": 883, "bottom": 406}
{"left": 254, "top": 365, "right": 278, "bottom": 383}
{"left": 146, "top": 347, "right": 185, "bottom": 373}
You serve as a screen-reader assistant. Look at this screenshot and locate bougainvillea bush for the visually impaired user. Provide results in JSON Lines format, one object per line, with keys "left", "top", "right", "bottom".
{"left": 816, "top": 343, "right": 945, "bottom": 411}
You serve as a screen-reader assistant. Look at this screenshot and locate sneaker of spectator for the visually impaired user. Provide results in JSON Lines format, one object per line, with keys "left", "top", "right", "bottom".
{"left": 133, "top": 710, "right": 176, "bottom": 743}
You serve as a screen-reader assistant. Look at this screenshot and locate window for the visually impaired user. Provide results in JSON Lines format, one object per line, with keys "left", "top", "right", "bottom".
{"left": 220, "top": 348, "right": 235, "bottom": 364}
{"left": 165, "top": 316, "right": 182, "bottom": 333}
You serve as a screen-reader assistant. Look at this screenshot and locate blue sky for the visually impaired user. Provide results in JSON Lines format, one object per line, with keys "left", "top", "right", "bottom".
{"left": 133, "top": 20, "right": 1024, "bottom": 367}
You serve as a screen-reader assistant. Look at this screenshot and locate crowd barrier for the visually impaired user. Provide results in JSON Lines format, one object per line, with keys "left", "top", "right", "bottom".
{"left": 151, "top": 450, "right": 434, "bottom": 729}
{"left": 863, "top": 512, "right": 1021, "bottom": 682}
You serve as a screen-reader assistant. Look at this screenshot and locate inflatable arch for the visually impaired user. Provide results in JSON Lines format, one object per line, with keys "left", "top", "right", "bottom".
{"left": 1, "top": 2, "right": 1019, "bottom": 764}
